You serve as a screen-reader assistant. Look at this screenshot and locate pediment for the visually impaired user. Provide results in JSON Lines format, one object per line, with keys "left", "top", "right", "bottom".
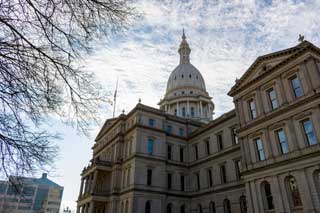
{"left": 229, "top": 41, "right": 319, "bottom": 96}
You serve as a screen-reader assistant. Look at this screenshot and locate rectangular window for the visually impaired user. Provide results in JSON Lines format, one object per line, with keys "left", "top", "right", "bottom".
{"left": 167, "top": 173, "right": 172, "bottom": 189}
{"left": 276, "top": 129, "right": 289, "bottom": 154}
{"left": 217, "top": 134, "right": 223, "bottom": 151}
{"left": 255, "top": 138, "right": 265, "bottom": 161}
{"left": 167, "top": 145, "right": 172, "bottom": 160}
{"left": 180, "top": 175, "right": 185, "bottom": 191}
{"left": 267, "top": 88, "right": 278, "bottom": 110}
{"left": 205, "top": 140, "right": 210, "bottom": 155}
{"left": 147, "top": 169, "right": 152, "bottom": 186}
{"left": 179, "top": 128, "right": 185, "bottom": 136}
{"left": 302, "top": 119, "right": 317, "bottom": 146}
{"left": 235, "top": 160, "right": 241, "bottom": 180}
{"left": 290, "top": 75, "right": 302, "bottom": 98}
{"left": 180, "top": 147, "right": 184, "bottom": 162}
{"left": 148, "top": 118, "right": 155, "bottom": 127}
{"left": 196, "top": 173, "right": 200, "bottom": 190}
{"left": 147, "top": 139, "right": 153, "bottom": 155}
{"left": 166, "top": 125, "right": 172, "bottom": 134}
{"left": 232, "top": 128, "right": 238, "bottom": 145}
{"left": 194, "top": 145, "right": 198, "bottom": 160}
{"left": 220, "top": 165, "right": 227, "bottom": 184}
{"left": 248, "top": 99, "right": 257, "bottom": 119}
{"left": 207, "top": 169, "right": 213, "bottom": 187}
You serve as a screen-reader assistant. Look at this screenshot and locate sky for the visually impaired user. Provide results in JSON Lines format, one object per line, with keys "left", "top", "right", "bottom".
{"left": 41, "top": 0, "right": 320, "bottom": 211}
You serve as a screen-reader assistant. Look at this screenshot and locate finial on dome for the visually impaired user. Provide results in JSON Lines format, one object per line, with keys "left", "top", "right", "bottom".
{"left": 182, "top": 28, "right": 186, "bottom": 40}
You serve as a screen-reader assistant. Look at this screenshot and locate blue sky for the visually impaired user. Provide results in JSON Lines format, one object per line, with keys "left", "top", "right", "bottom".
{"left": 44, "top": 0, "right": 320, "bottom": 211}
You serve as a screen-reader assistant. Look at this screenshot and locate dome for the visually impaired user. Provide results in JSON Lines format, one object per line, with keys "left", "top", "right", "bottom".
{"left": 166, "top": 63, "right": 207, "bottom": 94}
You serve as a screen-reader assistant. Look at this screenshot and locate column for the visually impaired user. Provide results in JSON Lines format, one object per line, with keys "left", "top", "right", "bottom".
{"left": 187, "top": 100, "right": 190, "bottom": 117}
{"left": 90, "top": 171, "right": 98, "bottom": 194}
{"left": 245, "top": 182, "right": 254, "bottom": 213}
{"left": 88, "top": 201, "right": 94, "bottom": 213}
{"left": 276, "top": 77, "right": 287, "bottom": 105}
{"left": 200, "top": 101, "right": 203, "bottom": 118}
{"left": 84, "top": 177, "right": 88, "bottom": 194}
{"left": 296, "top": 170, "right": 315, "bottom": 211}
{"left": 79, "top": 178, "right": 84, "bottom": 197}
{"left": 255, "top": 88, "right": 265, "bottom": 116}
{"left": 176, "top": 102, "right": 179, "bottom": 116}
{"left": 270, "top": 176, "right": 285, "bottom": 212}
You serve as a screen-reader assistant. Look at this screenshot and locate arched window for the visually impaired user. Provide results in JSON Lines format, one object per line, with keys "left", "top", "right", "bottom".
{"left": 182, "top": 107, "right": 186, "bottom": 117}
{"left": 145, "top": 201, "right": 151, "bottom": 213}
{"left": 239, "top": 196, "right": 247, "bottom": 213}
{"left": 191, "top": 107, "right": 195, "bottom": 117}
{"left": 261, "top": 181, "right": 274, "bottom": 210}
{"left": 286, "top": 176, "right": 302, "bottom": 207}
{"left": 209, "top": 202, "right": 215, "bottom": 213}
{"left": 167, "top": 203, "right": 173, "bottom": 213}
{"left": 313, "top": 170, "right": 320, "bottom": 200}
{"left": 125, "top": 201, "right": 129, "bottom": 213}
{"left": 180, "top": 204, "right": 185, "bottom": 213}
{"left": 198, "top": 204, "right": 202, "bottom": 213}
{"left": 223, "top": 199, "right": 231, "bottom": 213}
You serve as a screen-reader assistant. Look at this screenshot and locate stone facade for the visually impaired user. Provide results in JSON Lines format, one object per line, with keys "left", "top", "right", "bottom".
{"left": 77, "top": 35, "right": 320, "bottom": 213}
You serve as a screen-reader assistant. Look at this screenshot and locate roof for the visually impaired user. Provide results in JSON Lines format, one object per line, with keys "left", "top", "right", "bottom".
{"left": 228, "top": 40, "right": 320, "bottom": 96}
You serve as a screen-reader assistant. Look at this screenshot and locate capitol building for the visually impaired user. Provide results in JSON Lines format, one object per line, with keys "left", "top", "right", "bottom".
{"left": 76, "top": 32, "right": 320, "bottom": 213}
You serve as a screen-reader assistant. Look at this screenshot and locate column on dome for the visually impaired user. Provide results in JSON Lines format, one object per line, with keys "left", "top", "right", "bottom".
{"left": 187, "top": 101, "right": 190, "bottom": 117}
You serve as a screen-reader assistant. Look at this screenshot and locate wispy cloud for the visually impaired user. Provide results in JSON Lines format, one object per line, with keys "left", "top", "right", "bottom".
{"left": 58, "top": 0, "right": 320, "bottom": 210}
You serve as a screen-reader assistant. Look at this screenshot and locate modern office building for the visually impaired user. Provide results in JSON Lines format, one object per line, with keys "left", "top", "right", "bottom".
{"left": 0, "top": 173, "right": 63, "bottom": 213}
{"left": 77, "top": 32, "right": 320, "bottom": 213}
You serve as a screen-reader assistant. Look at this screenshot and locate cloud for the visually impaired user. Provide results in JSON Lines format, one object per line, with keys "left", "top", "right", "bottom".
{"left": 59, "top": 0, "right": 320, "bottom": 210}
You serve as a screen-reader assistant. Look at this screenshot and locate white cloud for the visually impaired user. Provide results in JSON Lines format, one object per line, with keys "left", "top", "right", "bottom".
{"left": 56, "top": 0, "right": 320, "bottom": 210}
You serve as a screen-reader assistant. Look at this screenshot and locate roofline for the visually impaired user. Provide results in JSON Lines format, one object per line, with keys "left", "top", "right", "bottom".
{"left": 228, "top": 41, "right": 320, "bottom": 96}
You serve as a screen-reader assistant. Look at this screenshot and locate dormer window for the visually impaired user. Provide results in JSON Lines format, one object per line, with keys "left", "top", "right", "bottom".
{"left": 182, "top": 91, "right": 185, "bottom": 95}
{"left": 189, "top": 74, "right": 192, "bottom": 78}
{"left": 190, "top": 91, "right": 193, "bottom": 94}
{"left": 181, "top": 75, "right": 184, "bottom": 78}
{"left": 196, "top": 76, "right": 198, "bottom": 79}
{"left": 174, "top": 76, "right": 176, "bottom": 80}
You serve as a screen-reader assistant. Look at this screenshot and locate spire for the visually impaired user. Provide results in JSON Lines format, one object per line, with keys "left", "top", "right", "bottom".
{"left": 178, "top": 29, "right": 191, "bottom": 64}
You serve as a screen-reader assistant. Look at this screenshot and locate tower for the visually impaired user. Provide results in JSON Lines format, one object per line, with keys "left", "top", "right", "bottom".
{"left": 159, "top": 30, "right": 214, "bottom": 122}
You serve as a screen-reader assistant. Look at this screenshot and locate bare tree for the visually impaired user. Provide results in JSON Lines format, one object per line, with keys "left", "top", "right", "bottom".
{"left": 0, "top": 0, "right": 134, "bottom": 178}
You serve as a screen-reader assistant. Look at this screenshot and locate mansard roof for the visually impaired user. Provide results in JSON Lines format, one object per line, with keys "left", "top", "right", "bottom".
{"left": 228, "top": 40, "right": 320, "bottom": 97}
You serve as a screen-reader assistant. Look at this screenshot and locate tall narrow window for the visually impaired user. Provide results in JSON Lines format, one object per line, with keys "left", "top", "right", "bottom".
{"left": 262, "top": 181, "right": 274, "bottom": 210}
{"left": 290, "top": 75, "right": 302, "bottom": 98}
{"left": 232, "top": 128, "right": 238, "bottom": 145}
{"left": 209, "top": 202, "right": 216, "bottom": 213}
{"left": 180, "top": 175, "right": 185, "bottom": 191}
{"left": 220, "top": 165, "right": 227, "bottom": 184}
{"left": 174, "top": 109, "right": 177, "bottom": 116}
{"left": 180, "top": 205, "right": 185, "bottom": 213}
{"left": 147, "top": 139, "right": 153, "bottom": 155}
{"left": 167, "top": 173, "right": 172, "bottom": 189}
{"left": 248, "top": 99, "right": 257, "bottom": 119}
{"left": 167, "top": 144, "right": 172, "bottom": 160}
{"left": 147, "top": 169, "right": 152, "bottom": 186}
{"left": 182, "top": 107, "right": 186, "bottom": 117}
{"left": 145, "top": 201, "right": 151, "bottom": 213}
{"left": 207, "top": 169, "right": 213, "bottom": 187}
{"left": 267, "top": 88, "right": 278, "bottom": 110}
{"left": 179, "top": 128, "right": 185, "bottom": 137}
{"left": 205, "top": 140, "right": 210, "bottom": 155}
{"left": 198, "top": 204, "right": 203, "bottom": 213}
{"left": 194, "top": 145, "right": 198, "bottom": 160}
{"left": 235, "top": 160, "right": 241, "bottom": 180}
{"left": 191, "top": 107, "right": 195, "bottom": 117}
{"left": 255, "top": 138, "right": 265, "bottom": 161}
{"left": 302, "top": 119, "right": 317, "bottom": 146}
{"left": 287, "top": 176, "right": 302, "bottom": 207}
{"left": 166, "top": 125, "right": 172, "bottom": 134}
{"left": 196, "top": 173, "right": 200, "bottom": 190}
{"left": 223, "top": 199, "right": 231, "bottom": 213}
{"left": 148, "top": 118, "right": 155, "bottom": 127}
{"left": 180, "top": 147, "right": 184, "bottom": 162}
{"left": 217, "top": 134, "right": 223, "bottom": 151}
{"left": 239, "top": 196, "right": 247, "bottom": 213}
{"left": 276, "top": 129, "right": 289, "bottom": 154}
{"left": 167, "top": 204, "right": 172, "bottom": 213}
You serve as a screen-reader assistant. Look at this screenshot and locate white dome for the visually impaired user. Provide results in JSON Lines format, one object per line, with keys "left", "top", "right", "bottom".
{"left": 166, "top": 63, "right": 206, "bottom": 94}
